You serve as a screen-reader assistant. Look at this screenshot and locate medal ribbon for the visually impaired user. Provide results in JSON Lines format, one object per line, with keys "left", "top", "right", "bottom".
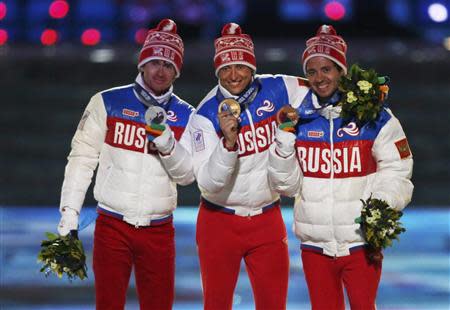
{"left": 133, "top": 82, "right": 165, "bottom": 108}
{"left": 216, "top": 79, "right": 260, "bottom": 109}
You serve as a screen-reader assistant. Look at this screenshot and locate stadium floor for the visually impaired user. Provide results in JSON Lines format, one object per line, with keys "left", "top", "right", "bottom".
{"left": 1, "top": 206, "right": 449, "bottom": 309}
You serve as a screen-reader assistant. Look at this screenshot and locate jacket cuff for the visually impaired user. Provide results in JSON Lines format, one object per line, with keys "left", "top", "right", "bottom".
{"left": 222, "top": 138, "right": 238, "bottom": 152}
{"left": 269, "top": 143, "right": 298, "bottom": 172}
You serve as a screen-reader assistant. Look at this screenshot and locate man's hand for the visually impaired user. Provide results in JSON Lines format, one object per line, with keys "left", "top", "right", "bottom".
{"left": 274, "top": 126, "right": 296, "bottom": 158}
{"left": 279, "top": 121, "right": 296, "bottom": 133}
{"left": 57, "top": 207, "right": 79, "bottom": 237}
{"left": 146, "top": 123, "right": 166, "bottom": 141}
{"left": 218, "top": 111, "right": 239, "bottom": 149}
{"left": 152, "top": 125, "right": 175, "bottom": 155}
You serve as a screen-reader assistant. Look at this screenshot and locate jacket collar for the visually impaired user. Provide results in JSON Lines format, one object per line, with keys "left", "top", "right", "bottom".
{"left": 299, "top": 90, "right": 342, "bottom": 120}
{"left": 134, "top": 73, "right": 173, "bottom": 106}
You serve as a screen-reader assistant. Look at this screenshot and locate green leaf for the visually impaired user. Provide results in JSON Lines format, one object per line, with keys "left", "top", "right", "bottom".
{"left": 356, "top": 196, "right": 406, "bottom": 250}
{"left": 37, "top": 232, "right": 88, "bottom": 281}
{"left": 338, "top": 63, "right": 385, "bottom": 126}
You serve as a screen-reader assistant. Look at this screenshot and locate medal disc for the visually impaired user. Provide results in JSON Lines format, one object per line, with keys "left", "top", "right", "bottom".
{"left": 218, "top": 98, "right": 241, "bottom": 119}
{"left": 145, "top": 106, "right": 167, "bottom": 125}
{"left": 276, "top": 105, "right": 299, "bottom": 125}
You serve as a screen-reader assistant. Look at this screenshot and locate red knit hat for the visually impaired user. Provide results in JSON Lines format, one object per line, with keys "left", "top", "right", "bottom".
{"left": 214, "top": 23, "right": 256, "bottom": 77}
{"left": 138, "top": 19, "right": 184, "bottom": 77}
{"left": 302, "top": 25, "right": 347, "bottom": 75}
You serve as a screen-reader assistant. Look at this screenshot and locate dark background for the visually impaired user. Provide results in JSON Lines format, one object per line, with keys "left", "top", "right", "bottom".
{"left": 1, "top": 0, "right": 449, "bottom": 206}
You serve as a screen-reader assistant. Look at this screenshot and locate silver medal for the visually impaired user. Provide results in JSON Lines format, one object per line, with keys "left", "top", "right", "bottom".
{"left": 145, "top": 106, "right": 167, "bottom": 125}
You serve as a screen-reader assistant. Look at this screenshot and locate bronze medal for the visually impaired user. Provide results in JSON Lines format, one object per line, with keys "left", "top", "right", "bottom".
{"left": 218, "top": 98, "right": 241, "bottom": 119}
{"left": 276, "top": 105, "right": 299, "bottom": 125}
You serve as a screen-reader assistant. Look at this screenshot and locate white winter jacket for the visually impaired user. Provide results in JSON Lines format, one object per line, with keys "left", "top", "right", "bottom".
{"left": 269, "top": 91, "right": 414, "bottom": 256}
{"left": 60, "top": 83, "right": 195, "bottom": 227}
{"left": 190, "top": 75, "right": 309, "bottom": 215}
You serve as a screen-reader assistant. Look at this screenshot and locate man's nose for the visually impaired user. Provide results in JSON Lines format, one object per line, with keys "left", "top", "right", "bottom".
{"left": 315, "top": 71, "right": 325, "bottom": 82}
{"left": 156, "top": 64, "right": 165, "bottom": 74}
{"left": 230, "top": 67, "right": 238, "bottom": 80}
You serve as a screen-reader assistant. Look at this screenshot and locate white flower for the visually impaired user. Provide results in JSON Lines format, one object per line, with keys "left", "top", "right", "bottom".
{"left": 371, "top": 209, "right": 381, "bottom": 219}
{"left": 357, "top": 80, "right": 372, "bottom": 94}
{"left": 366, "top": 216, "right": 376, "bottom": 224}
{"left": 346, "top": 91, "right": 357, "bottom": 103}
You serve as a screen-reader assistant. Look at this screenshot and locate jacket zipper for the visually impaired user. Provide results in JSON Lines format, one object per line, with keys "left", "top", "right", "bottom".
{"left": 329, "top": 110, "right": 337, "bottom": 255}
{"left": 246, "top": 107, "right": 259, "bottom": 154}
{"left": 245, "top": 106, "right": 258, "bottom": 214}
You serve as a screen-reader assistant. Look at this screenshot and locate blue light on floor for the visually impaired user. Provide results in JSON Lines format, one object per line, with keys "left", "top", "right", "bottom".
{"left": 0, "top": 206, "right": 449, "bottom": 309}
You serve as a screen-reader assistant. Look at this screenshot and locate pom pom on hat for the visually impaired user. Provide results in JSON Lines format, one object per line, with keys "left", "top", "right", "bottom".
{"left": 214, "top": 23, "right": 256, "bottom": 77}
{"left": 302, "top": 25, "right": 347, "bottom": 75}
{"left": 138, "top": 19, "right": 184, "bottom": 77}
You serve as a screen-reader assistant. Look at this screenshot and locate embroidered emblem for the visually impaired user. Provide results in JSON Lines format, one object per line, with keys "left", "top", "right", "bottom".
{"left": 395, "top": 138, "right": 411, "bottom": 159}
{"left": 153, "top": 47, "right": 164, "bottom": 56}
{"left": 256, "top": 100, "right": 275, "bottom": 116}
{"left": 337, "top": 122, "right": 359, "bottom": 137}
{"left": 220, "top": 52, "right": 231, "bottom": 62}
{"left": 193, "top": 130, "right": 205, "bottom": 152}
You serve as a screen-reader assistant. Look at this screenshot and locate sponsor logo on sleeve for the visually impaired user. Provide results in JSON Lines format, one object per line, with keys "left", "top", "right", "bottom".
{"left": 395, "top": 138, "right": 411, "bottom": 159}
{"left": 193, "top": 130, "right": 205, "bottom": 152}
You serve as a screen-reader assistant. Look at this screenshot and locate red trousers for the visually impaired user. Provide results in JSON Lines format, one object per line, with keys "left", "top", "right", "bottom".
{"left": 93, "top": 214, "right": 175, "bottom": 310}
{"left": 301, "top": 248, "right": 382, "bottom": 310}
{"left": 196, "top": 204, "right": 290, "bottom": 310}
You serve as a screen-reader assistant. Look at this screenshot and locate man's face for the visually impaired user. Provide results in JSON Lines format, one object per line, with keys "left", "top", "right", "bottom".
{"left": 305, "top": 56, "right": 344, "bottom": 101}
{"left": 141, "top": 60, "right": 177, "bottom": 96}
{"left": 218, "top": 64, "right": 253, "bottom": 96}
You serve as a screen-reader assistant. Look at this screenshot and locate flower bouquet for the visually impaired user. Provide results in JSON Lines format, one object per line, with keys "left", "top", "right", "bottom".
{"left": 338, "top": 64, "right": 390, "bottom": 125}
{"left": 355, "top": 197, "right": 406, "bottom": 263}
{"left": 37, "top": 231, "right": 88, "bottom": 281}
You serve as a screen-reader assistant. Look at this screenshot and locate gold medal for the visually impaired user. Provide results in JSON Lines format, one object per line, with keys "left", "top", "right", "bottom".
{"left": 276, "top": 105, "right": 299, "bottom": 125}
{"left": 218, "top": 98, "right": 241, "bottom": 119}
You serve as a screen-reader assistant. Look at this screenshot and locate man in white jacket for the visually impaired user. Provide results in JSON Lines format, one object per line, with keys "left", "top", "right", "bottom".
{"left": 269, "top": 25, "right": 413, "bottom": 309}
{"left": 190, "top": 23, "right": 310, "bottom": 309}
{"left": 57, "top": 19, "right": 195, "bottom": 310}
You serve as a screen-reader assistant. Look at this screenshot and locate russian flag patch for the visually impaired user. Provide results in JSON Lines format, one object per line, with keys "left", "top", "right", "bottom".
{"left": 395, "top": 138, "right": 411, "bottom": 159}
